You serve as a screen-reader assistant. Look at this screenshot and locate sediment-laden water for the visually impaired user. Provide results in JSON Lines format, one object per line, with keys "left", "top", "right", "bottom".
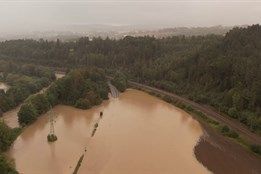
{"left": 7, "top": 89, "right": 209, "bottom": 174}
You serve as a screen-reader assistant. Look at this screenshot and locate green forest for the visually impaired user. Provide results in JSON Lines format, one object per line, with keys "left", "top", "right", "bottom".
{"left": 1, "top": 25, "right": 260, "bottom": 134}
{"left": 0, "top": 121, "right": 21, "bottom": 174}
{"left": 18, "top": 68, "right": 109, "bottom": 125}
{"left": 0, "top": 63, "right": 55, "bottom": 113}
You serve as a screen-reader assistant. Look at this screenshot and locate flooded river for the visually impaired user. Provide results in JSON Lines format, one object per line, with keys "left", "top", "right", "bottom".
{"left": 7, "top": 89, "right": 209, "bottom": 174}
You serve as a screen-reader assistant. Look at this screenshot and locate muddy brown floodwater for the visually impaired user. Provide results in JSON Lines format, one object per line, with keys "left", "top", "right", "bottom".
{"left": 7, "top": 89, "right": 210, "bottom": 174}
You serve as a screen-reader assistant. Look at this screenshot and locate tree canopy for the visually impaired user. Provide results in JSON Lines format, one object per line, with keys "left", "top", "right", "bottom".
{"left": 1, "top": 25, "right": 261, "bottom": 134}
{"left": 18, "top": 68, "right": 109, "bottom": 126}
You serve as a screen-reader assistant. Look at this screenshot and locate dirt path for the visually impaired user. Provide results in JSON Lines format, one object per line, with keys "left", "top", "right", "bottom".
{"left": 128, "top": 81, "right": 261, "bottom": 145}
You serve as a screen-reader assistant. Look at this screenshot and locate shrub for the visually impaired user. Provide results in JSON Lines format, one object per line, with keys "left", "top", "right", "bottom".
{"left": 162, "top": 95, "right": 173, "bottom": 103}
{"left": 0, "top": 153, "right": 19, "bottom": 174}
{"left": 250, "top": 144, "right": 261, "bottom": 155}
{"left": 227, "top": 131, "right": 239, "bottom": 138}
{"left": 47, "top": 134, "right": 57, "bottom": 142}
{"left": 75, "top": 98, "right": 91, "bottom": 109}
{"left": 221, "top": 125, "right": 230, "bottom": 133}
{"left": 18, "top": 103, "right": 38, "bottom": 125}
{"left": 228, "top": 107, "right": 238, "bottom": 118}
{"left": 111, "top": 71, "right": 128, "bottom": 92}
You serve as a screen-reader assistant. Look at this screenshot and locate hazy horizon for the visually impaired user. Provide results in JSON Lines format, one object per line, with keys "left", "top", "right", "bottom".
{"left": 0, "top": 0, "right": 261, "bottom": 33}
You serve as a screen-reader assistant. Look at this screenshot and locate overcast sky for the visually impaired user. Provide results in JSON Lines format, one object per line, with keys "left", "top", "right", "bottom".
{"left": 0, "top": 0, "right": 261, "bottom": 32}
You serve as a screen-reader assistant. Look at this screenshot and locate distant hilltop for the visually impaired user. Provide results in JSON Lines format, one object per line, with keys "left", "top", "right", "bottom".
{"left": 124, "top": 25, "right": 234, "bottom": 38}
{"left": 0, "top": 25, "right": 247, "bottom": 41}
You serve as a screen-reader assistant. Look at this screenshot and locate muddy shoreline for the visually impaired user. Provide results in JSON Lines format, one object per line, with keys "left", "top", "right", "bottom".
{"left": 195, "top": 122, "right": 261, "bottom": 174}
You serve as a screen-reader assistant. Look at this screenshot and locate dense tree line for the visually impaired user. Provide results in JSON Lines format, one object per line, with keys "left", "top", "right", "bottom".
{"left": 0, "top": 62, "right": 54, "bottom": 174}
{"left": 127, "top": 25, "right": 261, "bottom": 135}
{"left": 111, "top": 71, "right": 128, "bottom": 92}
{"left": 1, "top": 25, "right": 261, "bottom": 134}
{"left": 18, "top": 68, "right": 109, "bottom": 125}
{"left": 0, "top": 121, "right": 20, "bottom": 174}
{"left": 0, "top": 60, "right": 55, "bottom": 80}
{"left": 0, "top": 65, "right": 55, "bottom": 113}
{"left": 0, "top": 35, "right": 221, "bottom": 68}
{"left": 141, "top": 25, "right": 261, "bottom": 134}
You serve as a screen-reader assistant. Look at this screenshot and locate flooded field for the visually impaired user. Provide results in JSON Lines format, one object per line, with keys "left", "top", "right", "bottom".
{"left": 7, "top": 89, "right": 209, "bottom": 174}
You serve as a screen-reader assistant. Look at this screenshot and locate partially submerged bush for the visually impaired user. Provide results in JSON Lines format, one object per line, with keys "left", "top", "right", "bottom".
{"left": 220, "top": 125, "right": 239, "bottom": 139}
{"left": 250, "top": 144, "right": 261, "bottom": 155}
{"left": 227, "top": 131, "right": 239, "bottom": 138}
{"left": 221, "top": 125, "right": 230, "bottom": 133}
{"left": 91, "top": 128, "right": 97, "bottom": 137}
{"left": 47, "top": 134, "right": 57, "bottom": 142}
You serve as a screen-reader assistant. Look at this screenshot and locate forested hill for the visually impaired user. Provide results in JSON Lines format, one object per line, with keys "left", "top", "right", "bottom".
{"left": 130, "top": 25, "right": 261, "bottom": 135}
{"left": 0, "top": 34, "right": 222, "bottom": 68}
{"left": 142, "top": 25, "right": 261, "bottom": 134}
{"left": 0, "top": 25, "right": 261, "bottom": 134}
{"left": 179, "top": 25, "right": 261, "bottom": 106}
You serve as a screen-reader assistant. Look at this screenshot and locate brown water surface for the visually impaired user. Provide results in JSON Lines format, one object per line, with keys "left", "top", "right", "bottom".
{"left": 7, "top": 89, "right": 209, "bottom": 174}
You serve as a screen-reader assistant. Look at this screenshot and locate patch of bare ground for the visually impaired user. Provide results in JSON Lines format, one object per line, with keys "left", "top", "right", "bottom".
{"left": 195, "top": 122, "right": 261, "bottom": 174}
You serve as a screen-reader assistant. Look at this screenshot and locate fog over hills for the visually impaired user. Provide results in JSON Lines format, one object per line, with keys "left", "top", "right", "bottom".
{"left": 0, "top": 0, "right": 260, "bottom": 40}
{"left": 0, "top": 25, "right": 235, "bottom": 41}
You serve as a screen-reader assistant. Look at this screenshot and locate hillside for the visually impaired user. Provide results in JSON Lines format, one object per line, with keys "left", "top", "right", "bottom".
{"left": 0, "top": 25, "right": 260, "bottom": 134}
{"left": 145, "top": 25, "right": 261, "bottom": 134}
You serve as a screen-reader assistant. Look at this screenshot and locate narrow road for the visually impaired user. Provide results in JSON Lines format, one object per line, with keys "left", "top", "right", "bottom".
{"left": 108, "top": 82, "right": 119, "bottom": 98}
{"left": 129, "top": 81, "right": 261, "bottom": 145}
